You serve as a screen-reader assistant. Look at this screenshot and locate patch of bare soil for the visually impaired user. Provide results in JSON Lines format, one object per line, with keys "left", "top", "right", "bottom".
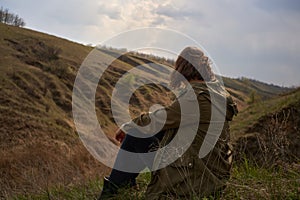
{"left": 234, "top": 101, "right": 300, "bottom": 167}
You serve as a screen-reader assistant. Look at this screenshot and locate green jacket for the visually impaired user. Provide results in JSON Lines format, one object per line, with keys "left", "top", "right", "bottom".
{"left": 123, "top": 80, "right": 238, "bottom": 199}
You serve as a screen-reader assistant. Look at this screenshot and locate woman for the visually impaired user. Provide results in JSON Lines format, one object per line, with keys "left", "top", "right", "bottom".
{"left": 98, "top": 46, "right": 238, "bottom": 199}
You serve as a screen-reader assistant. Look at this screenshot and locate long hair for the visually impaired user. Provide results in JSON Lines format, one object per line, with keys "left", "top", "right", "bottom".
{"left": 170, "top": 47, "right": 215, "bottom": 88}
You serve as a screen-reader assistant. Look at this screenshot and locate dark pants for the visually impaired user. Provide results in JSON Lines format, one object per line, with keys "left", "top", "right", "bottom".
{"left": 108, "top": 131, "right": 164, "bottom": 187}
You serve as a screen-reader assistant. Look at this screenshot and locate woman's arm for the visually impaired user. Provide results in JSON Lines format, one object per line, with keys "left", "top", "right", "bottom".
{"left": 121, "top": 90, "right": 199, "bottom": 135}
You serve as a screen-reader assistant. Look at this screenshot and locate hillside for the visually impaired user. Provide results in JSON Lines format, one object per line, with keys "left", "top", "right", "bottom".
{"left": 8, "top": 89, "right": 300, "bottom": 199}
{"left": 0, "top": 23, "right": 293, "bottom": 198}
{"left": 0, "top": 23, "right": 102, "bottom": 197}
{"left": 232, "top": 88, "right": 300, "bottom": 165}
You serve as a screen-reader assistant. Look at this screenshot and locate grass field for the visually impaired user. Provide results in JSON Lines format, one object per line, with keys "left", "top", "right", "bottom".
{"left": 0, "top": 23, "right": 298, "bottom": 199}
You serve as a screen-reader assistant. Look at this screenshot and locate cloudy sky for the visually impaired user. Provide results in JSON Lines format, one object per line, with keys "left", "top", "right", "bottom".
{"left": 2, "top": 0, "right": 300, "bottom": 87}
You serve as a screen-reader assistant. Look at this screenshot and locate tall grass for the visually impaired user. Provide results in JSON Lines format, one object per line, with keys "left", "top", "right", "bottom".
{"left": 223, "top": 159, "right": 300, "bottom": 200}
{"left": 12, "top": 159, "right": 299, "bottom": 200}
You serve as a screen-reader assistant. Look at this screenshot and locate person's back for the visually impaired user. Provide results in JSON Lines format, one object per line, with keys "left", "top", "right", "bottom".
{"left": 145, "top": 79, "right": 237, "bottom": 199}
{"left": 97, "top": 46, "right": 238, "bottom": 199}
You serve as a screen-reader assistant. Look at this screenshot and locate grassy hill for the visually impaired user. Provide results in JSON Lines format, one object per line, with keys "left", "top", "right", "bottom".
{"left": 232, "top": 88, "right": 300, "bottom": 164}
{"left": 10, "top": 88, "right": 300, "bottom": 199}
{"left": 0, "top": 23, "right": 296, "bottom": 199}
{"left": 0, "top": 23, "right": 104, "bottom": 198}
{"left": 23, "top": 87, "right": 298, "bottom": 200}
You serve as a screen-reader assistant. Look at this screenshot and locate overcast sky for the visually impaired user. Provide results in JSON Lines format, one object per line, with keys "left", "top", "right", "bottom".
{"left": 2, "top": 0, "right": 300, "bottom": 87}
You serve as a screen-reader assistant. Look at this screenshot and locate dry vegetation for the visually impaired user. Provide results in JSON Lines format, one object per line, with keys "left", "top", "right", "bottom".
{"left": 0, "top": 23, "right": 298, "bottom": 199}
{"left": 0, "top": 23, "right": 175, "bottom": 198}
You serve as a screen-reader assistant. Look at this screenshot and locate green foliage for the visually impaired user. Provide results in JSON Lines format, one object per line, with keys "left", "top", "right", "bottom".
{"left": 12, "top": 162, "right": 299, "bottom": 200}
{"left": 13, "top": 179, "right": 102, "bottom": 200}
{"left": 223, "top": 159, "right": 300, "bottom": 200}
{"left": 247, "top": 90, "right": 261, "bottom": 105}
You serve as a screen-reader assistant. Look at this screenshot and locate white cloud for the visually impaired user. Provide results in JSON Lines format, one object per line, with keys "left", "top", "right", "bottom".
{"left": 1, "top": 0, "right": 300, "bottom": 86}
{"left": 155, "top": 3, "right": 202, "bottom": 20}
{"left": 98, "top": 2, "right": 122, "bottom": 20}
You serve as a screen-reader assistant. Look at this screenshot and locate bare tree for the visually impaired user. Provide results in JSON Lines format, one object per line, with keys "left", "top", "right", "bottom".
{"left": 3, "top": 8, "right": 9, "bottom": 23}
{"left": 0, "top": 7, "right": 3, "bottom": 22}
{"left": 0, "top": 7, "right": 25, "bottom": 27}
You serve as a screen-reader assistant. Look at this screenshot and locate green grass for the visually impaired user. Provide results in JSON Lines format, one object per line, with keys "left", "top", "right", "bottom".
{"left": 11, "top": 173, "right": 151, "bottom": 200}
{"left": 223, "top": 160, "right": 300, "bottom": 200}
{"left": 12, "top": 179, "right": 102, "bottom": 200}
{"left": 11, "top": 161, "right": 299, "bottom": 200}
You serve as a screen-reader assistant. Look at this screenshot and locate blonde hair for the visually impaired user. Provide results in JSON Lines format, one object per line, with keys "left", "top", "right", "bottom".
{"left": 170, "top": 47, "right": 215, "bottom": 88}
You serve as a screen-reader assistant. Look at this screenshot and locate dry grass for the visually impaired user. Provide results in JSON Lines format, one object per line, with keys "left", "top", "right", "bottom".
{"left": 0, "top": 23, "right": 295, "bottom": 199}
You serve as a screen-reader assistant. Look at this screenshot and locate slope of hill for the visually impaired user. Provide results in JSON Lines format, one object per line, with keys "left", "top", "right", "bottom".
{"left": 11, "top": 88, "right": 300, "bottom": 199}
{"left": 232, "top": 88, "right": 300, "bottom": 165}
{"left": 0, "top": 23, "right": 103, "bottom": 198}
{"left": 222, "top": 76, "right": 290, "bottom": 109}
{"left": 0, "top": 23, "right": 293, "bottom": 198}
